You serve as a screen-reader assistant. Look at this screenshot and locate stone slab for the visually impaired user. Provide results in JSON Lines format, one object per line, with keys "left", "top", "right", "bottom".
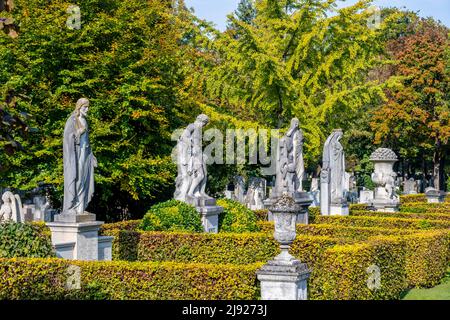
{"left": 54, "top": 212, "right": 96, "bottom": 223}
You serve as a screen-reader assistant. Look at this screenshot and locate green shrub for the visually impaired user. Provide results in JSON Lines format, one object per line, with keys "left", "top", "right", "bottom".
{"left": 253, "top": 209, "right": 269, "bottom": 221}
{"left": 0, "top": 258, "right": 261, "bottom": 300}
{"left": 0, "top": 221, "right": 55, "bottom": 258}
{"left": 139, "top": 200, "right": 203, "bottom": 233}
{"left": 217, "top": 199, "right": 260, "bottom": 233}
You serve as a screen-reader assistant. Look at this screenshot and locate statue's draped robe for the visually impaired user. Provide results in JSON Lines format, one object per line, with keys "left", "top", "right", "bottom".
{"left": 63, "top": 114, "right": 95, "bottom": 214}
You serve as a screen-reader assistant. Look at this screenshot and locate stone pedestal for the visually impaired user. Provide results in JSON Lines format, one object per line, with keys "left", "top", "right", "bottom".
{"left": 330, "top": 202, "right": 349, "bottom": 216}
{"left": 187, "top": 196, "right": 223, "bottom": 233}
{"left": 425, "top": 189, "right": 446, "bottom": 203}
{"left": 257, "top": 258, "right": 310, "bottom": 300}
{"left": 47, "top": 213, "right": 113, "bottom": 261}
{"left": 197, "top": 206, "right": 222, "bottom": 233}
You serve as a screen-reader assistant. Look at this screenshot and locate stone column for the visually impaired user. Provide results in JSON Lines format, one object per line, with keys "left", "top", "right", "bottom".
{"left": 257, "top": 194, "right": 311, "bottom": 300}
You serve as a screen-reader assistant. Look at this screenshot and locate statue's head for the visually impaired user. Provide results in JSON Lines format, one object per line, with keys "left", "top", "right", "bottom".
{"left": 290, "top": 118, "right": 299, "bottom": 129}
{"left": 195, "top": 114, "right": 209, "bottom": 127}
{"left": 75, "top": 98, "right": 90, "bottom": 117}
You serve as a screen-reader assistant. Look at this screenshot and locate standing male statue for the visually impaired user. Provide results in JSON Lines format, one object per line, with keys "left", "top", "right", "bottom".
{"left": 62, "top": 98, "right": 97, "bottom": 216}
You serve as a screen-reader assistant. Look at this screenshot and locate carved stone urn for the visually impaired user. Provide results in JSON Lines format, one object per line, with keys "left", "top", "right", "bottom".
{"left": 271, "top": 193, "right": 302, "bottom": 263}
{"left": 370, "top": 148, "right": 400, "bottom": 212}
{"left": 256, "top": 193, "right": 311, "bottom": 300}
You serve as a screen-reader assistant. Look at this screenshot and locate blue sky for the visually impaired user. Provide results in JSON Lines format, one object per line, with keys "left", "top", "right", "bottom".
{"left": 184, "top": 0, "right": 450, "bottom": 31}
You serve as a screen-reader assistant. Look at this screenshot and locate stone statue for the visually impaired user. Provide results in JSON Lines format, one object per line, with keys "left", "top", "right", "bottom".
{"left": 320, "top": 129, "right": 348, "bottom": 216}
{"left": 174, "top": 114, "right": 212, "bottom": 204}
{"left": 63, "top": 98, "right": 97, "bottom": 215}
{"left": 273, "top": 118, "right": 304, "bottom": 197}
{"left": 0, "top": 191, "right": 23, "bottom": 222}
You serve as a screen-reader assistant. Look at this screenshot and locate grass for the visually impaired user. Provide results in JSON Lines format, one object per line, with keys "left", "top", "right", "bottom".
{"left": 402, "top": 268, "right": 450, "bottom": 300}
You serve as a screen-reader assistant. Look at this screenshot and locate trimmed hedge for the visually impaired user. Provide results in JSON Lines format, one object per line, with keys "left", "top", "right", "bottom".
{"left": 400, "top": 193, "right": 450, "bottom": 204}
{"left": 352, "top": 210, "right": 450, "bottom": 222}
{"left": 314, "top": 215, "right": 450, "bottom": 230}
{"left": 102, "top": 228, "right": 341, "bottom": 266}
{"left": 217, "top": 199, "right": 260, "bottom": 233}
{"left": 310, "top": 237, "right": 407, "bottom": 300}
{"left": 0, "top": 258, "right": 261, "bottom": 300}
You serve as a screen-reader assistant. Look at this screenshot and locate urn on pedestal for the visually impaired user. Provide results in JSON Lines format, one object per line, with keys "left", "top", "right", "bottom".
{"left": 257, "top": 194, "right": 311, "bottom": 300}
{"left": 370, "top": 148, "right": 400, "bottom": 212}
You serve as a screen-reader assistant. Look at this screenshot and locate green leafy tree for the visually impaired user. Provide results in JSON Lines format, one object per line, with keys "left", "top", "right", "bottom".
{"left": 0, "top": 0, "right": 205, "bottom": 220}
{"left": 205, "top": 0, "right": 393, "bottom": 166}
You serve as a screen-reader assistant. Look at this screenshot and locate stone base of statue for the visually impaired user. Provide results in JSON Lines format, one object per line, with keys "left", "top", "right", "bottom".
{"left": 425, "top": 188, "right": 446, "bottom": 203}
{"left": 371, "top": 199, "right": 400, "bottom": 212}
{"left": 265, "top": 192, "right": 312, "bottom": 224}
{"left": 47, "top": 212, "right": 113, "bottom": 261}
{"left": 257, "top": 250, "right": 311, "bottom": 300}
{"left": 186, "top": 196, "right": 223, "bottom": 233}
{"left": 330, "top": 199, "right": 349, "bottom": 216}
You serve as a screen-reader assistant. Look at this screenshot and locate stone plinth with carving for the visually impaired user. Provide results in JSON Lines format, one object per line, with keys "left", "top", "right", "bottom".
{"left": 257, "top": 194, "right": 311, "bottom": 300}
{"left": 370, "top": 148, "right": 400, "bottom": 212}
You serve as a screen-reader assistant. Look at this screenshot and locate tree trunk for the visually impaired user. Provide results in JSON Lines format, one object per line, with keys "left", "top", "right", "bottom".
{"left": 433, "top": 141, "right": 446, "bottom": 191}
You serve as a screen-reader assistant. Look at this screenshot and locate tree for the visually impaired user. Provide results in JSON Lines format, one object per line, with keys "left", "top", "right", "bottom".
{"left": 205, "top": 0, "right": 392, "bottom": 167}
{"left": 0, "top": 0, "right": 206, "bottom": 220}
{"left": 371, "top": 18, "right": 449, "bottom": 190}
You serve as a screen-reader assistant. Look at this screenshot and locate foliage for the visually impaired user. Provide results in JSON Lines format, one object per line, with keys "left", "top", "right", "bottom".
{"left": 371, "top": 18, "right": 449, "bottom": 189}
{"left": 140, "top": 200, "right": 203, "bottom": 233}
{"left": 0, "top": 258, "right": 261, "bottom": 300}
{"left": 217, "top": 199, "right": 260, "bottom": 233}
{"left": 0, "top": 221, "right": 55, "bottom": 258}
{"left": 314, "top": 215, "right": 450, "bottom": 230}
{"left": 205, "top": 0, "right": 393, "bottom": 166}
{"left": 0, "top": 0, "right": 206, "bottom": 220}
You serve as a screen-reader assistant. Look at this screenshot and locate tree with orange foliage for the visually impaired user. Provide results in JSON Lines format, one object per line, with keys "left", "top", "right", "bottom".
{"left": 371, "top": 18, "right": 449, "bottom": 190}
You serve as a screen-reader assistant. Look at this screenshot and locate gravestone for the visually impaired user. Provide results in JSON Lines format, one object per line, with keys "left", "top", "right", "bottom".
{"left": 403, "top": 178, "right": 418, "bottom": 194}
{"left": 359, "top": 189, "right": 374, "bottom": 204}
{"left": 320, "top": 130, "right": 349, "bottom": 216}
{"left": 425, "top": 187, "right": 445, "bottom": 203}
{"left": 173, "top": 114, "right": 223, "bottom": 233}
{"left": 245, "top": 177, "right": 266, "bottom": 210}
{"left": 234, "top": 176, "right": 246, "bottom": 204}
{"left": 0, "top": 191, "right": 24, "bottom": 223}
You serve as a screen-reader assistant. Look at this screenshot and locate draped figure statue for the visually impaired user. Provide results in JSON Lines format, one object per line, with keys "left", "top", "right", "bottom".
{"left": 174, "top": 114, "right": 211, "bottom": 203}
{"left": 273, "top": 118, "right": 305, "bottom": 197}
{"left": 63, "top": 98, "right": 97, "bottom": 215}
{"left": 320, "top": 129, "right": 348, "bottom": 216}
